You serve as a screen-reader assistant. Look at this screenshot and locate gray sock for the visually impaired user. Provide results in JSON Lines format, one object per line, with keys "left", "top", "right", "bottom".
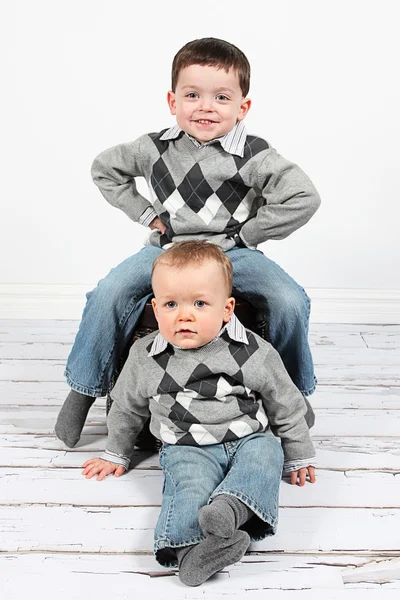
{"left": 176, "top": 530, "right": 250, "bottom": 587}
{"left": 198, "top": 494, "right": 254, "bottom": 538}
{"left": 55, "top": 390, "right": 95, "bottom": 447}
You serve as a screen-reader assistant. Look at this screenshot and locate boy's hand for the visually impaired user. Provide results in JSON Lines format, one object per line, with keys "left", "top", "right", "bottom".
{"left": 290, "top": 466, "right": 316, "bottom": 487}
{"left": 149, "top": 217, "right": 166, "bottom": 234}
{"left": 82, "top": 458, "right": 126, "bottom": 481}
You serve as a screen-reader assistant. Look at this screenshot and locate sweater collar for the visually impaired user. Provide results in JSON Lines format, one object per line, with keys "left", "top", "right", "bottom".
{"left": 159, "top": 121, "right": 247, "bottom": 157}
{"left": 148, "top": 312, "right": 249, "bottom": 357}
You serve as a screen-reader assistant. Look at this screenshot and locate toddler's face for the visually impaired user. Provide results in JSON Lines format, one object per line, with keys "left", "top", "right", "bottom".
{"left": 151, "top": 259, "right": 234, "bottom": 349}
{"left": 167, "top": 64, "right": 251, "bottom": 143}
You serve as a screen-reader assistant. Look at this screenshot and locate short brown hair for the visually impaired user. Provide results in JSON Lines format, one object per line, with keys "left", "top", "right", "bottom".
{"left": 171, "top": 37, "right": 250, "bottom": 97}
{"left": 152, "top": 240, "right": 233, "bottom": 294}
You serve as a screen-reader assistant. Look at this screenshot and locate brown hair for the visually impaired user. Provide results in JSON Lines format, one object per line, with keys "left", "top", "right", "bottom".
{"left": 152, "top": 240, "right": 233, "bottom": 294}
{"left": 171, "top": 37, "right": 250, "bottom": 97}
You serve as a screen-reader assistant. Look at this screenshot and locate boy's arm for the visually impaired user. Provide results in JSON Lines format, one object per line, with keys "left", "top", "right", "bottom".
{"left": 91, "top": 136, "right": 157, "bottom": 225}
{"left": 240, "top": 150, "right": 321, "bottom": 248}
{"left": 257, "top": 344, "right": 316, "bottom": 472}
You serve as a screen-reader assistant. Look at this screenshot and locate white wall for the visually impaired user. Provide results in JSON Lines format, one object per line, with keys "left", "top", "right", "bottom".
{"left": 1, "top": 0, "right": 400, "bottom": 318}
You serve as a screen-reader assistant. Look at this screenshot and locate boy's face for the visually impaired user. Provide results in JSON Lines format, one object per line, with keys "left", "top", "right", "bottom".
{"left": 167, "top": 64, "right": 251, "bottom": 143}
{"left": 151, "top": 259, "right": 235, "bottom": 350}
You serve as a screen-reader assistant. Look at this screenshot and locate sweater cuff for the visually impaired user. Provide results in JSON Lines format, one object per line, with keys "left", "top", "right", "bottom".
{"left": 283, "top": 457, "right": 316, "bottom": 473}
{"left": 238, "top": 230, "right": 256, "bottom": 250}
{"left": 138, "top": 207, "right": 158, "bottom": 227}
{"left": 101, "top": 450, "right": 130, "bottom": 471}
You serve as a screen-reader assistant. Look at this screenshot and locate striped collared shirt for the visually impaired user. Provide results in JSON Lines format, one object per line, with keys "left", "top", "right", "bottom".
{"left": 159, "top": 121, "right": 247, "bottom": 158}
{"left": 148, "top": 312, "right": 249, "bottom": 357}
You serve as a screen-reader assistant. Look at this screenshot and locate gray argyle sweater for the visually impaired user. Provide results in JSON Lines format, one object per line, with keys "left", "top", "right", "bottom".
{"left": 91, "top": 124, "right": 321, "bottom": 250}
{"left": 103, "top": 316, "right": 316, "bottom": 472}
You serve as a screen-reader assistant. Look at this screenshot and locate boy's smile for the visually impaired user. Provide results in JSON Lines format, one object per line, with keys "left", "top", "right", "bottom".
{"left": 167, "top": 64, "right": 251, "bottom": 144}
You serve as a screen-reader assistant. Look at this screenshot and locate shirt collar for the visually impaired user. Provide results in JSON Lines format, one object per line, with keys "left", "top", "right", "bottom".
{"left": 148, "top": 312, "right": 249, "bottom": 357}
{"left": 159, "top": 121, "right": 247, "bottom": 157}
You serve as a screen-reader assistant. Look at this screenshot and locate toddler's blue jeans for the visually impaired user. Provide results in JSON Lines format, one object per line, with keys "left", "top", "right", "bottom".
{"left": 154, "top": 431, "right": 284, "bottom": 567}
{"left": 65, "top": 246, "right": 316, "bottom": 397}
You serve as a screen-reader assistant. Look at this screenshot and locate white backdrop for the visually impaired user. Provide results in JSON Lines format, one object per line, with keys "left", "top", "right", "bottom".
{"left": 1, "top": 0, "right": 400, "bottom": 319}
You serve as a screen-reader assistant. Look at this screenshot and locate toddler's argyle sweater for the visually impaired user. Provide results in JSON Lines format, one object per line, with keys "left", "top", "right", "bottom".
{"left": 91, "top": 126, "right": 321, "bottom": 250}
{"left": 102, "top": 318, "right": 316, "bottom": 472}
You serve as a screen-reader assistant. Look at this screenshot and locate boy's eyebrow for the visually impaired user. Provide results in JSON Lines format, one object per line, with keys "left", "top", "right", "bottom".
{"left": 180, "top": 84, "right": 235, "bottom": 94}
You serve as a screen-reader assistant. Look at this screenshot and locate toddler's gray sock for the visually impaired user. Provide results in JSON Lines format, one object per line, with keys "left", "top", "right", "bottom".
{"left": 55, "top": 390, "right": 95, "bottom": 447}
{"left": 198, "top": 494, "right": 254, "bottom": 538}
{"left": 176, "top": 530, "right": 250, "bottom": 587}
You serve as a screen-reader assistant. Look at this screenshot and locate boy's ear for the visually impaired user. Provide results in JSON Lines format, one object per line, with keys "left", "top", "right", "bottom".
{"left": 223, "top": 297, "right": 235, "bottom": 323}
{"left": 151, "top": 298, "right": 159, "bottom": 322}
{"left": 167, "top": 91, "right": 176, "bottom": 115}
{"left": 237, "top": 97, "right": 251, "bottom": 121}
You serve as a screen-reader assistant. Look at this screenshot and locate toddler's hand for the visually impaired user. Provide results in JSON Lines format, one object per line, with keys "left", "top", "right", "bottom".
{"left": 82, "top": 457, "right": 126, "bottom": 481}
{"left": 149, "top": 217, "right": 166, "bottom": 234}
{"left": 290, "top": 466, "right": 316, "bottom": 487}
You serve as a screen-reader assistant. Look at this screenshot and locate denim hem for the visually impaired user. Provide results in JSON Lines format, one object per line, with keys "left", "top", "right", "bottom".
{"left": 300, "top": 375, "right": 318, "bottom": 397}
{"left": 64, "top": 370, "right": 106, "bottom": 398}
{"left": 154, "top": 536, "right": 205, "bottom": 567}
{"left": 209, "top": 489, "right": 278, "bottom": 540}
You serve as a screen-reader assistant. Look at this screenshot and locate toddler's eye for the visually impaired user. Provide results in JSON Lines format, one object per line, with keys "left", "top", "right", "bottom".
{"left": 166, "top": 301, "right": 177, "bottom": 308}
{"left": 195, "top": 300, "right": 206, "bottom": 308}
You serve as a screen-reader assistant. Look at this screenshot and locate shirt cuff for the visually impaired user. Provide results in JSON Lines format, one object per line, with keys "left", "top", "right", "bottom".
{"left": 101, "top": 450, "right": 130, "bottom": 471}
{"left": 138, "top": 207, "right": 158, "bottom": 227}
{"left": 283, "top": 457, "right": 316, "bottom": 473}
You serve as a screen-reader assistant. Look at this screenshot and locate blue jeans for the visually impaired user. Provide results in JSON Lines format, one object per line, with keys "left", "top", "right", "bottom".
{"left": 65, "top": 246, "right": 316, "bottom": 396}
{"left": 154, "top": 432, "right": 284, "bottom": 567}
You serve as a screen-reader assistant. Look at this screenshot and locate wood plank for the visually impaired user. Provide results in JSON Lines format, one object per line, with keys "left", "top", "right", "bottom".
{"left": 0, "top": 381, "right": 107, "bottom": 406}
{"left": 1, "top": 505, "right": 399, "bottom": 553}
{"left": 1, "top": 468, "right": 399, "bottom": 508}
{"left": 1, "top": 381, "right": 399, "bottom": 409}
{"left": 1, "top": 435, "right": 400, "bottom": 471}
{"left": 1, "top": 405, "right": 399, "bottom": 437}
{"left": 1, "top": 358, "right": 399, "bottom": 386}
{"left": 1, "top": 553, "right": 399, "bottom": 598}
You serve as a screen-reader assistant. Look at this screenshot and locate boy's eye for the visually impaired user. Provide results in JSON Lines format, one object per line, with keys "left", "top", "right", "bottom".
{"left": 166, "top": 301, "right": 177, "bottom": 308}
{"left": 195, "top": 300, "right": 206, "bottom": 308}
{"left": 186, "top": 92, "right": 198, "bottom": 99}
{"left": 216, "top": 94, "right": 229, "bottom": 101}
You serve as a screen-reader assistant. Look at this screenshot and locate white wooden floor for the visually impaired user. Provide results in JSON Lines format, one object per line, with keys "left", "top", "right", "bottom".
{"left": 1, "top": 320, "right": 400, "bottom": 599}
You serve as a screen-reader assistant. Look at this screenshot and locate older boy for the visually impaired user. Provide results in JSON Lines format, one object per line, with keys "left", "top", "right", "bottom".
{"left": 83, "top": 241, "right": 316, "bottom": 587}
{"left": 56, "top": 37, "right": 320, "bottom": 448}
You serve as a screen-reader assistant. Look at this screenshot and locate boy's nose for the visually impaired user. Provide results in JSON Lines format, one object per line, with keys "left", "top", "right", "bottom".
{"left": 178, "top": 306, "right": 194, "bottom": 321}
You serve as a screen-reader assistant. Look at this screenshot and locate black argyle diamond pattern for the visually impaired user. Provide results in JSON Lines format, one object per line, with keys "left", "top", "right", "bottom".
{"left": 227, "top": 330, "right": 259, "bottom": 367}
{"left": 168, "top": 400, "right": 201, "bottom": 425}
{"left": 151, "top": 345, "right": 173, "bottom": 371}
{"left": 177, "top": 163, "right": 214, "bottom": 213}
{"left": 151, "top": 157, "right": 176, "bottom": 204}
{"left": 148, "top": 130, "right": 171, "bottom": 155}
{"left": 157, "top": 371, "right": 182, "bottom": 395}
{"left": 215, "top": 172, "right": 252, "bottom": 214}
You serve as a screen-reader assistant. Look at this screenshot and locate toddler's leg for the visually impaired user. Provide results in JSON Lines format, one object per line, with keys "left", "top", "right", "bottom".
{"left": 228, "top": 247, "right": 316, "bottom": 396}
{"left": 176, "top": 531, "right": 250, "bottom": 587}
{"left": 198, "top": 494, "right": 253, "bottom": 538}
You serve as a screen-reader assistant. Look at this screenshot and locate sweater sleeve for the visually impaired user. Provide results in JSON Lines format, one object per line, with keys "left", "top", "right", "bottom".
{"left": 101, "top": 344, "right": 151, "bottom": 470}
{"left": 91, "top": 135, "right": 155, "bottom": 224}
{"left": 240, "top": 149, "right": 321, "bottom": 247}
{"left": 256, "top": 344, "right": 316, "bottom": 471}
